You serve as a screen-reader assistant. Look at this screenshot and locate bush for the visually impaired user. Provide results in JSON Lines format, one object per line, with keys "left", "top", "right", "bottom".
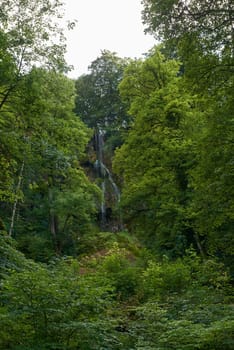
{"left": 141, "top": 258, "right": 191, "bottom": 300}
{"left": 0, "top": 259, "right": 120, "bottom": 349}
{"left": 98, "top": 244, "right": 142, "bottom": 300}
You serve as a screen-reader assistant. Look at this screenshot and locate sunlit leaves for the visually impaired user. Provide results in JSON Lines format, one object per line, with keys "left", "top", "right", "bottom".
{"left": 0, "top": 0, "right": 67, "bottom": 73}
{"left": 114, "top": 48, "right": 197, "bottom": 254}
{"left": 142, "top": 0, "right": 234, "bottom": 54}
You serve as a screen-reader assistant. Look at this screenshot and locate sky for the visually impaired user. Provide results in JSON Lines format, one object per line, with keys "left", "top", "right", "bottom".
{"left": 63, "top": 0, "right": 156, "bottom": 78}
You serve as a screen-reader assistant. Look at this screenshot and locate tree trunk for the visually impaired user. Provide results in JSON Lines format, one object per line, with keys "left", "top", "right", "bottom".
{"left": 9, "top": 161, "right": 25, "bottom": 237}
{"left": 194, "top": 231, "right": 206, "bottom": 259}
{"left": 48, "top": 188, "right": 60, "bottom": 254}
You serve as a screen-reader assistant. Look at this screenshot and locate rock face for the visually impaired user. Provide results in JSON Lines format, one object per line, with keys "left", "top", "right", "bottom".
{"left": 93, "top": 127, "right": 122, "bottom": 231}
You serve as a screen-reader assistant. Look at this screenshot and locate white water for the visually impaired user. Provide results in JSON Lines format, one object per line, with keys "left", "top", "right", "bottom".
{"left": 94, "top": 127, "right": 122, "bottom": 229}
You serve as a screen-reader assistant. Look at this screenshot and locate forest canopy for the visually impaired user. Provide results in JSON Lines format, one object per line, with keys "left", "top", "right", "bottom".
{"left": 0, "top": 0, "right": 233, "bottom": 349}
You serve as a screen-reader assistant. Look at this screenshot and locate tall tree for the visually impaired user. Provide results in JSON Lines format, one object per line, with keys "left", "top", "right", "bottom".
{"left": 139, "top": 0, "right": 234, "bottom": 263}
{"left": 75, "top": 50, "right": 130, "bottom": 131}
{"left": 0, "top": 0, "right": 70, "bottom": 113}
{"left": 113, "top": 48, "right": 201, "bottom": 256}
{"left": 188, "top": 80, "right": 234, "bottom": 262}
{"left": 0, "top": 0, "right": 70, "bottom": 203}
{"left": 142, "top": 0, "right": 234, "bottom": 53}
{"left": 3, "top": 68, "right": 100, "bottom": 257}
{"left": 142, "top": 0, "right": 234, "bottom": 87}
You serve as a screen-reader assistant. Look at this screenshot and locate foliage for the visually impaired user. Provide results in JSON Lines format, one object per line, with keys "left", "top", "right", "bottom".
{"left": 0, "top": 231, "right": 33, "bottom": 279}
{"left": 188, "top": 86, "right": 234, "bottom": 263}
{"left": 142, "top": 0, "right": 234, "bottom": 53}
{"left": 0, "top": 258, "right": 120, "bottom": 350}
{"left": 75, "top": 50, "right": 129, "bottom": 130}
{"left": 74, "top": 50, "right": 131, "bottom": 163}
{"left": 113, "top": 5, "right": 233, "bottom": 263}
{"left": 10, "top": 70, "right": 100, "bottom": 258}
{"left": 0, "top": 0, "right": 68, "bottom": 74}
{"left": 132, "top": 280, "right": 233, "bottom": 350}
{"left": 96, "top": 243, "right": 142, "bottom": 300}
{"left": 0, "top": 237, "right": 233, "bottom": 349}
{"left": 113, "top": 48, "right": 200, "bottom": 255}
{"left": 141, "top": 258, "right": 191, "bottom": 300}
{"left": 127, "top": 250, "right": 233, "bottom": 350}
{"left": 74, "top": 51, "right": 131, "bottom": 232}
{"left": 141, "top": 0, "right": 234, "bottom": 102}
{"left": 0, "top": 0, "right": 100, "bottom": 258}
{"left": 0, "top": 1, "right": 233, "bottom": 349}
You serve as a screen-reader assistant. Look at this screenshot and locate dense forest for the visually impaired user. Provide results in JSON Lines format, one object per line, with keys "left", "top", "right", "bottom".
{"left": 0, "top": 0, "right": 233, "bottom": 349}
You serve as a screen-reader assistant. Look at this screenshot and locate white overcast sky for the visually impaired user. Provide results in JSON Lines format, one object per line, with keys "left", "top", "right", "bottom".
{"left": 63, "top": 0, "right": 156, "bottom": 78}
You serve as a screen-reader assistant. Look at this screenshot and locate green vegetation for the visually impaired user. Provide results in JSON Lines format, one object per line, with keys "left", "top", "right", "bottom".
{"left": 0, "top": 234, "right": 233, "bottom": 349}
{"left": 0, "top": 0, "right": 233, "bottom": 348}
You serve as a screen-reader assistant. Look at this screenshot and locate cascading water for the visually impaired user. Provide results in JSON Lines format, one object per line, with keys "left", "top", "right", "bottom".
{"left": 98, "top": 162, "right": 121, "bottom": 202}
{"left": 94, "top": 127, "right": 122, "bottom": 231}
{"left": 101, "top": 181, "right": 106, "bottom": 226}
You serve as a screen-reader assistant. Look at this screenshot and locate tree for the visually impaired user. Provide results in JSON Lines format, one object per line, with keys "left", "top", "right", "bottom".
{"left": 75, "top": 52, "right": 131, "bottom": 231}
{"left": 0, "top": 67, "right": 100, "bottom": 258}
{"left": 113, "top": 48, "right": 201, "bottom": 255}
{"left": 0, "top": 0, "right": 69, "bottom": 111}
{"left": 142, "top": 0, "right": 234, "bottom": 54}
{"left": 188, "top": 83, "right": 234, "bottom": 262}
{"left": 0, "top": 0, "right": 71, "bottom": 217}
{"left": 0, "top": 259, "right": 119, "bottom": 349}
{"left": 0, "top": 0, "right": 103, "bottom": 257}
{"left": 75, "top": 50, "right": 130, "bottom": 131}
{"left": 0, "top": 0, "right": 68, "bottom": 72}
{"left": 141, "top": 0, "right": 234, "bottom": 88}
{"left": 140, "top": 1, "right": 234, "bottom": 265}
{"left": 130, "top": 253, "right": 233, "bottom": 350}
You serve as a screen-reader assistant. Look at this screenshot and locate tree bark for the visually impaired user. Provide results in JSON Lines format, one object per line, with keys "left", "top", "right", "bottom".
{"left": 48, "top": 187, "right": 60, "bottom": 254}
{"left": 9, "top": 161, "right": 25, "bottom": 237}
{"left": 194, "top": 231, "right": 206, "bottom": 259}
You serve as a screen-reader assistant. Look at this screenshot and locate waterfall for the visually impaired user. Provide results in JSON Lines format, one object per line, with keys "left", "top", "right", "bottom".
{"left": 101, "top": 181, "right": 106, "bottom": 227}
{"left": 95, "top": 128, "right": 104, "bottom": 175}
{"left": 97, "top": 161, "right": 120, "bottom": 202}
{"left": 94, "top": 127, "right": 122, "bottom": 231}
